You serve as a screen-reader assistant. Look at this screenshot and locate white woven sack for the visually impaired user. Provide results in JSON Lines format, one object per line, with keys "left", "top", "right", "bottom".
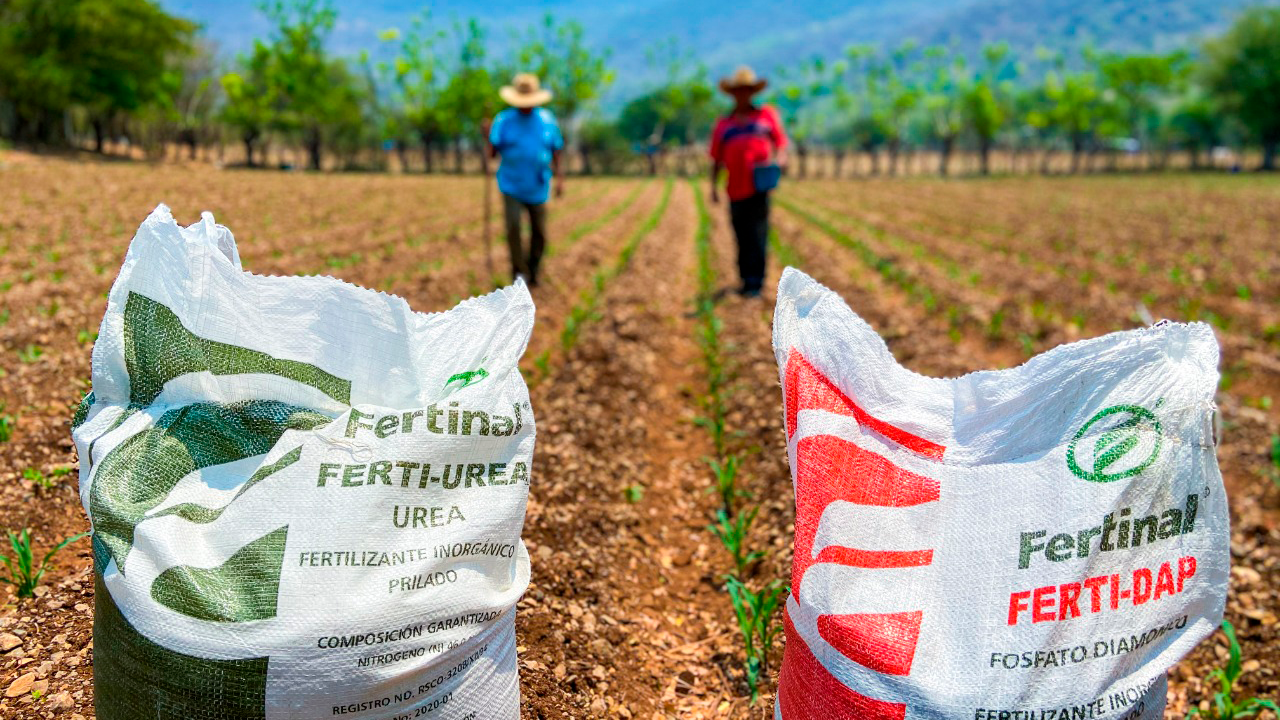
{"left": 73, "top": 205, "right": 534, "bottom": 719}
{"left": 771, "top": 268, "right": 1227, "bottom": 720}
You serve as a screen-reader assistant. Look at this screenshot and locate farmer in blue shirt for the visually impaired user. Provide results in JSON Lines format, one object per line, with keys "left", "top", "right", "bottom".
{"left": 483, "top": 73, "right": 564, "bottom": 287}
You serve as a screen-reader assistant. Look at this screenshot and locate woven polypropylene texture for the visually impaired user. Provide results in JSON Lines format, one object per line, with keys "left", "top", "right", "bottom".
{"left": 771, "top": 268, "right": 1227, "bottom": 720}
{"left": 74, "top": 206, "right": 532, "bottom": 719}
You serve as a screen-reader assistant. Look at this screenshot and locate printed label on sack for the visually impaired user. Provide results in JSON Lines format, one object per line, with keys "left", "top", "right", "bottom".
{"left": 773, "top": 346, "right": 1225, "bottom": 720}
{"left": 79, "top": 286, "right": 531, "bottom": 720}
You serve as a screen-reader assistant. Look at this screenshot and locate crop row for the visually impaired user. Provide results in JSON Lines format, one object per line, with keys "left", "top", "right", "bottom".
{"left": 532, "top": 180, "right": 672, "bottom": 380}
{"left": 690, "top": 183, "right": 784, "bottom": 703}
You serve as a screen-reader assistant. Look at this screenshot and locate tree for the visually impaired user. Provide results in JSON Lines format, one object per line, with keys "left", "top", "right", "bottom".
{"left": 515, "top": 14, "right": 613, "bottom": 157}
{"left": 261, "top": 0, "right": 345, "bottom": 171}
{"left": 962, "top": 43, "right": 1013, "bottom": 175}
{"left": 847, "top": 43, "right": 919, "bottom": 176}
{"left": 439, "top": 19, "right": 501, "bottom": 174}
{"left": 923, "top": 46, "right": 966, "bottom": 176}
{"left": 387, "top": 16, "right": 448, "bottom": 172}
{"left": 1097, "top": 50, "right": 1188, "bottom": 168}
{"left": 221, "top": 42, "right": 276, "bottom": 167}
{"left": 578, "top": 116, "right": 631, "bottom": 175}
{"left": 1030, "top": 54, "right": 1107, "bottom": 174}
{"left": 772, "top": 56, "right": 834, "bottom": 179}
{"left": 1200, "top": 6, "right": 1280, "bottom": 170}
{"left": 0, "top": 0, "right": 194, "bottom": 149}
{"left": 169, "top": 39, "right": 221, "bottom": 160}
{"left": 617, "top": 40, "right": 714, "bottom": 175}
{"left": 1168, "top": 94, "right": 1221, "bottom": 170}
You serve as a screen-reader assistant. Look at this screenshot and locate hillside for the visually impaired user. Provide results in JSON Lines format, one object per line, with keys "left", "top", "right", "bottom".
{"left": 161, "top": 0, "right": 1277, "bottom": 108}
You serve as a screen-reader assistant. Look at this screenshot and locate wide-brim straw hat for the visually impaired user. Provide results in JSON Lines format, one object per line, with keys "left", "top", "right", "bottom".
{"left": 719, "top": 65, "right": 767, "bottom": 95}
{"left": 500, "top": 73, "right": 553, "bottom": 108}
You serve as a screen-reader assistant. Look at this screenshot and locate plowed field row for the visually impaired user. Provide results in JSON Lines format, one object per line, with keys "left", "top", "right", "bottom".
{"left": 0, "top": 154, "right": 1274, "bottom": 719}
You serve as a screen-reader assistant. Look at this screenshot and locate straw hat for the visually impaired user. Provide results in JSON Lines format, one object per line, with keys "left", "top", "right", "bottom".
{"left": 719, "top": 65, "right": 767, "bottom": 95}
{"left": 500, "top": 73, "right": 553, "bottom": 108}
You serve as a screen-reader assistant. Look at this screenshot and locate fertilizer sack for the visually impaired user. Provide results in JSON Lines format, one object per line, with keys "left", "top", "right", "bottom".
{"left": 771, "top": 269, "right": 1227, "bottom": 720}
{"left": 73, "top": 206, "right": 535, "bottom": 719}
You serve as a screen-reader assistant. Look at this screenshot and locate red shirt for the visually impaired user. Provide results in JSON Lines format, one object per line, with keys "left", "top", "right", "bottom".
{"left": 709, "top": 105, "right": 788, "bottom": 201}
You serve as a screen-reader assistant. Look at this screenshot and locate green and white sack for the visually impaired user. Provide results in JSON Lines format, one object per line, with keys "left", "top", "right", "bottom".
{"left": 771, "top": 268, "right": 1228, "bottom": 720}
{"left": 73, "top": 205, "right": 535, "bottom": 719}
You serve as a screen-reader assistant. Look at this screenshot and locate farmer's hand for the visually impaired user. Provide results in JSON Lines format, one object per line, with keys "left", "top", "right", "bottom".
{"left": 710, "top": 185, "right": 720, "bottom": 204}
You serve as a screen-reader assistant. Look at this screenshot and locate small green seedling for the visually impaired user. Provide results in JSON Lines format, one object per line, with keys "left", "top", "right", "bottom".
{"left": 623, "top": 484, "right": 645, "bottom": 503}
{"left": 725, "top": 576, "right": 786, "bottom": 702}
{"left": 0, "top": 529, "right": 88, "bottom": 598}
{"left": 22, "top": 467, "right": 53, "bottom": 489}
{"left": 709, "top": 506, "right": 765, "bottom": 579}
{"left": 705, "top": 455, "right": 746, "bottom": 515}
{"left": 17, "top": 345, "right": 43, "bottom": 363}
{"left": 1186, "top": 620, "right": 1278, "bottom": 719}
{"left": 0, "top": 405, "right": 13, "bottom": 442}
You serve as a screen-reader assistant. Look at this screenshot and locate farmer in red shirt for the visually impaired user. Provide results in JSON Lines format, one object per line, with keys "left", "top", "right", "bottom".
{"left": 709, "top": 66, "right": 788, "bottom": 297}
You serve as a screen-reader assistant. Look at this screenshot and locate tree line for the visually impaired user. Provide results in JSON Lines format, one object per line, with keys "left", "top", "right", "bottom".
{"left": 1, "top": 0, "right": 1277, "bottom": 174}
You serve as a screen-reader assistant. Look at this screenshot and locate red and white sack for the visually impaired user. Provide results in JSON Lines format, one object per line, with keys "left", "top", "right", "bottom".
{"left": 771, "top": 268, "right": 1227, "bottom": 720}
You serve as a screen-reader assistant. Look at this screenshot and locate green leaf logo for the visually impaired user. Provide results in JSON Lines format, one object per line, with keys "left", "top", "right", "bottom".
{"left": 1067, "top": 404, "right": 1162, "bottom": 482}
{"left": 444, "top": 367, "right": 489, "bottom": 391}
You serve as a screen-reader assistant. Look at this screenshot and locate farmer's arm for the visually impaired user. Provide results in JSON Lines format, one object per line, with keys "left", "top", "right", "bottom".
{"left": 550, "top": 114, "right": 565, "bottom": 198}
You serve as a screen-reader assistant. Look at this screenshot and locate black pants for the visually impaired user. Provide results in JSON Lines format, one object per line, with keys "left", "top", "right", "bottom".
{"left": 729, "top": 192, "right": 770, "bottom": 292}
{"left": 503, "top": 193, "right": 547, "bottom": 284}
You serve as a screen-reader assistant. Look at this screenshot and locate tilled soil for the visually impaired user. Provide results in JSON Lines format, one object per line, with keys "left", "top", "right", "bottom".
{"left": 0, "top": 153, "right": 1275, "bottom": 718}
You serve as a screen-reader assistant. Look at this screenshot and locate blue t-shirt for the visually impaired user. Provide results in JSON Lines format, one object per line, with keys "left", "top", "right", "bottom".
{"left": 490, "top": 108, "right": 564, "bottom": 205}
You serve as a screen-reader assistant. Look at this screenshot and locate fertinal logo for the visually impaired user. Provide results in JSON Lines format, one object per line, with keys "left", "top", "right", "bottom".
{"left": 1067, "top": 404, "right": 1163, "bottom": 482}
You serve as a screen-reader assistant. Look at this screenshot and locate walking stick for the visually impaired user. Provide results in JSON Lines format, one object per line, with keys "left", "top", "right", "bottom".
{"left": 482, "top": 157, "right": 495, "bottom": 280}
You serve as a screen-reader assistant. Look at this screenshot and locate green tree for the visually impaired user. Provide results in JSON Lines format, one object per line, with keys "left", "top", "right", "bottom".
{"left": 923, "top": 46, "right": 966, "bottom": 176}
{"left": 772, "top": 56, "right": 834, "bottom": 179}
{"left": 386, "top": 16, "right": 448, "bottom": 172}
{"left": 962, "top": 43, "right": 1013, "bottom": 175}
{"left": 260, "top": 0, "right": 349, "bottom": 171}
{"left": 848, "top": 43, "right": 919, "bottom": 176}
{"left": 220, "top": 42, "right": 276, "bottom": 167}
{"left": 439, "top": 19, "right": 502, "bottom": 174}
{"left": 324, "top": 54, "right": 378, "bottom": 170}
{"left": 577, "top": 116, "right": 631, "bottom": 175}
{"left": 0, "top": 0, "right": 194, "bottom": 149}
{"left": 169, "top": 39, "right": 222, "bottom": 160}
{"left": 619, "top": 40, "right": 714, "bottom": 175}
{"left": 1030, "top": 54, "right": 1108, "bottom": 173}
{"left": 1201, "top": 6, "right": 1280, "bottom": 170}
{"left": 514, "top": 14, "right": 613, "bottom": 153}
{"left": 1097, "top": 50, "right": 1188, "bottom": 168}
{"left": 1168, "top": 94, "right": 1221, "bottom": 170}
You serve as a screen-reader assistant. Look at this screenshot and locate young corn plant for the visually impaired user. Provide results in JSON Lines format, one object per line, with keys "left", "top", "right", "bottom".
{"left": 705, "top": 455, "right": 747, "bottom": 516}
{"left": 725, "top": 576, "right": 787, "bottom": 702}
{"left": 1186, "top": 620, "right": 1278, "bottom": 719}
{"left": 0, "top": 404, "right": 14, "bottom": 442}
{"left": 22, "top": 467, "right": 53, "bottom": 489}
{"left": 1, "top": 529, "right": 88, "bottom": 598}
{"left": 709, "top": 506, "right": 764, "bottom": 578}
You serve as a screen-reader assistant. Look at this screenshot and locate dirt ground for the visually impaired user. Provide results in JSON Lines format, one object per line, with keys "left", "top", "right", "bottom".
{"left": 0, "top": 151, "right": 1275, "bottom": 718}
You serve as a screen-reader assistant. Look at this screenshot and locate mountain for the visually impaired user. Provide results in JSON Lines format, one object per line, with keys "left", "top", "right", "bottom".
{"left": 160, "top": 0, "right": 1277, "bottom": 110}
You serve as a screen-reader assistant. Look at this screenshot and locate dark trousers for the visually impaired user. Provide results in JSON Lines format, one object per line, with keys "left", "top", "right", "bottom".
{"left": 729, "top": 192, "right": 770, "bottom": 292}
{"left": 503, "top": 193, "right": 547, "bottom": 283}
